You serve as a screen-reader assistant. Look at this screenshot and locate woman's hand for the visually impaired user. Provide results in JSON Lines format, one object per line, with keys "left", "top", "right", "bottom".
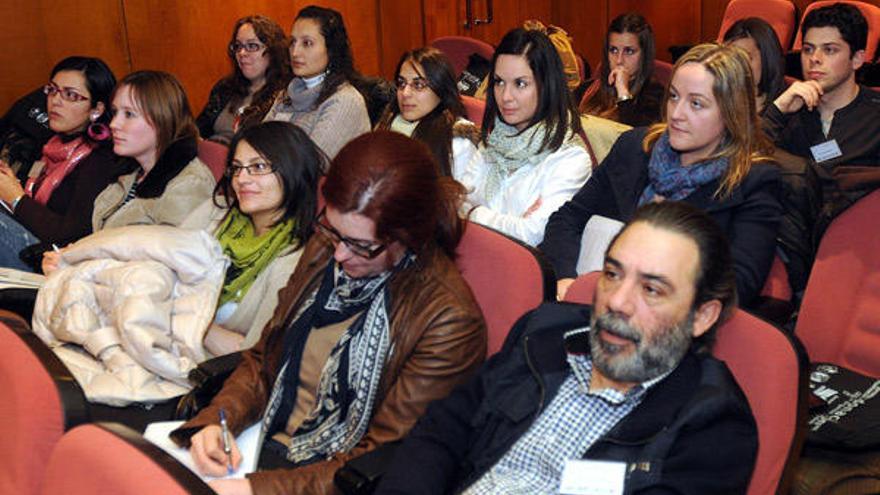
{"left": 208, "top": 479, "right": 253, "bottom": 495}
{"left": 0, "top": 164, "right": 24, "bottom": 204}
{"left": 189, "top": 424, "right": 242, "bottom": 477}
{"left": 42, "top": 249, "right": 63, "bottom": 275}
{"left": 608, "top": 66, "right": 633, "bottom": 100}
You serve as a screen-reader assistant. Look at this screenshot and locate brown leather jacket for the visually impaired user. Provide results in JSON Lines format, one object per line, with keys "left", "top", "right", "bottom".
{"left": 177, "top": 235, "right": 487, "bottom": 495}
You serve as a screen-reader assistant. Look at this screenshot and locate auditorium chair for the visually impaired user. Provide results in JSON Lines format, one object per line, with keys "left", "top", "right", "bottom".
{"left": 716, "top": 0, "right": 798, "bottom": 49}
{"left": 795, "top": 188, "right": 880, "bottom": 378}
{"left": 40, "top": 422, "right": 213, "bottom": 495}
{"left": 564, "top": 271, "right": 807, "bottom": 495}
{"left": 196, "top": 138, "right": 229, "bottom": 182}
{"left": 454, "top": 221, "right": 555, "bottom": 356}
{"left": 0, "top": 311, "right": 89, "bottom": 495}
{"left": 792, "top": 0, "right": 880, "bottom": 62}
{"left": 430, "top": 35, "right": 495, "bottom": 77}
{"left": 461, "top": 94, "right": 485, "bottom": 127}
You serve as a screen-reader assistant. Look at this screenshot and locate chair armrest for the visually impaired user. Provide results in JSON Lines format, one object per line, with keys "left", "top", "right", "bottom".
{"left": 334, "top": 441, "right": 401, "bottom": 495}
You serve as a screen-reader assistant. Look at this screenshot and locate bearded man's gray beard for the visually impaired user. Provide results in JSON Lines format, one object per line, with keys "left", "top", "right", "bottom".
{"left": 589, "top": 310, "right": 694, "bottom": 384}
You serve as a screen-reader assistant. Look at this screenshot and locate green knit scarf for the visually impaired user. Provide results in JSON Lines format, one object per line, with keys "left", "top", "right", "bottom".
{"left": 215, "top": 207, "right": 294, "bottom": 306}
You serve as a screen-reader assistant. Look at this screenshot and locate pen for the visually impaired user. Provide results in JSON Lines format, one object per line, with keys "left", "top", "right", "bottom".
{"left": 52, "top": 243, "right": 60, "bottom": 253}
{"left": 219, "top": 408, "right": 233, "bottom": 475}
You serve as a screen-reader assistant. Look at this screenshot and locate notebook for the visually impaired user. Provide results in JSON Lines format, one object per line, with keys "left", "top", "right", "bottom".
{"left": 143, "top": 420, "right": 262, "bottom": 481}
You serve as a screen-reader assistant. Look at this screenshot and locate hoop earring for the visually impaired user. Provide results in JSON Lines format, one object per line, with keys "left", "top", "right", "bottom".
{"left": 88, "top": 122, "right": 111, "bottom": 141}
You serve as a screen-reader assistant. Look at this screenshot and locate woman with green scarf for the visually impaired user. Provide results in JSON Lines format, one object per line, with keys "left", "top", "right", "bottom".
{"left": 457, "top": 27, "right": 592, "bottom": 247}
{"left": 183, "top": 121, "right": 323, "bottom": 356}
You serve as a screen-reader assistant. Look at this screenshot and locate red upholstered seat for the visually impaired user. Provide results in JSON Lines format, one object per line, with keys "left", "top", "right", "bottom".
{"left": 197, "top": 139, "right": 229, "bottom": 182}
{"left": 653, "top": 59, "right": 674, "bottom": 88}
{"left": 792, "top": 1, "right": 880, "bottom": 61}
{"left": 455, "top": 221, "right": 554, "bottom": 355}
{"left": 430, "top": 36, "right": 495, "bottom": 77}
{"left": 0, "top": 313, "right": 88, "bottom": 495}
{"left": 461, "top": 95, "right": 486, "bottom": 127}
{"left": 716, "top": 0, "right": 798, "bottom": 49}
{"left": 795, "top": 189, "right": 880, "bottom": 377}
{"left": 40, "top": 423, "right": 213, "bottom": 495}
{"left": 564, "top": 272, "right": 806, "bottom": 495}
{"left": 761, "top": 254, "right": 793, "bottom": 301}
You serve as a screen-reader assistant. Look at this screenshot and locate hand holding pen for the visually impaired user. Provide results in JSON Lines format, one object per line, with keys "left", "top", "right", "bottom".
{"left": 188, "top": 411, "right": 242, "bottom": 478}
{"left": 219, "top": 408, "right": 234, "bottom": 475}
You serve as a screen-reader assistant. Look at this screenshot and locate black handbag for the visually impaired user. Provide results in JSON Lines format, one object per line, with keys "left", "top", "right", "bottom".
{"left": 333, "top": 441, "right": 401, "bottom": 495}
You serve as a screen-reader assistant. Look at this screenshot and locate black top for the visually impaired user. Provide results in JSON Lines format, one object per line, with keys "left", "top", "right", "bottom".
{"left": 14, "top": 144, "right": 125, "bottom": 245}
{"left": 539, "top": 127, "right": 783, "bottom": 306}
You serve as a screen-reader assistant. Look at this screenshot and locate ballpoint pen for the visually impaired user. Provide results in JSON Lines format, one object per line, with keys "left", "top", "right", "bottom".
{"left": 219, "top": 408, "right": 234, "bottom": 475}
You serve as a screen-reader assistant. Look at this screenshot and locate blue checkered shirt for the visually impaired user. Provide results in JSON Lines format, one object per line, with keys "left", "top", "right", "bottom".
{"left": 462, "top": 329, "right": 669, "bottom": 495}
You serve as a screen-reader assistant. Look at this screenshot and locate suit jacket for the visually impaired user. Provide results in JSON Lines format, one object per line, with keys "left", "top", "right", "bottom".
{"left": 540, "top": 127, "right": 782, "bottom": 306}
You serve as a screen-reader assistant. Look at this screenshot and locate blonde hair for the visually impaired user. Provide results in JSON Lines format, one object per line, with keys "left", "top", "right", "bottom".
{"left": 643, "top": 43, "right": 773, "bottom": 198}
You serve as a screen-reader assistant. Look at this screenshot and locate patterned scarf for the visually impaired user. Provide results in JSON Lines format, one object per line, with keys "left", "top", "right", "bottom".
{"left": 483, "top": 118, "right": 555, "bottom": 202}
{"left": 215, "top": 207, "right": 295, "bottom": 306}
{"left": 26, "top": 135, "right": 95, "bottom": 205}
{"left": 261, "top": 253, "right": 414, "bottom": 465}
{"left": 638, "top": 131, "right": 729, "bottom": 206}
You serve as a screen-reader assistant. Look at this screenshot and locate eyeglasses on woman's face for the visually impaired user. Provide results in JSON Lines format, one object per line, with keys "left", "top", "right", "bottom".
{"left": 43, "top": 83, "right": 89, "bottom": 103}
{"left": 314, "top": 208, "right": 388, "bottom": 259}
{"left": 394, "top": 77, "right": 431, "bottom": 92}
{"left": 225, "top": 160, "right": 276, "bottom": 178}
{"left": 228, "top": 41, "right": 266, "bottom": 56}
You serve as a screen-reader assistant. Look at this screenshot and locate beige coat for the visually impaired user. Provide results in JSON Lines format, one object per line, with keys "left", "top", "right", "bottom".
{"left": 92, "top": 156, "right": 215, "bottom": 231}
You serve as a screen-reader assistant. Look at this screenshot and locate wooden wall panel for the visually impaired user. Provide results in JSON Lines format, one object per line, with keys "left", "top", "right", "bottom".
{"left": 122, "top": 0, "right": 380, "bottom": 113}
{"left": 0, "top": 0, "right": 129, "bottom": 114}
{"left": 553, "top": 0, "right": 609, "bottom": 74}
{"left": 377, "top": 0, "right": 426, "bottom": 78}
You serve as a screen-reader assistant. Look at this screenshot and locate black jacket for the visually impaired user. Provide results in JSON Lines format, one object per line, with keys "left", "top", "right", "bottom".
{"left": 539, "top": 127, "right": 782, "bottom": 306}
{"left": 376, "top": 302, "right": 758, "bottom": 495}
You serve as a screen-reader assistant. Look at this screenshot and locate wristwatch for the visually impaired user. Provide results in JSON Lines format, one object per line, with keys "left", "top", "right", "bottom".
{"left": 617, "top": 93, "right": 633, "bottom": 103}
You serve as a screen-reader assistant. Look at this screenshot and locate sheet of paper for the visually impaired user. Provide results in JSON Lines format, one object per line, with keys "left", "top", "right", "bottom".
{"left": 143, "top": 420, "right": 261, "bottom": 481}
{"left": 0, "top": 267, "right": 45, "bottom": 289}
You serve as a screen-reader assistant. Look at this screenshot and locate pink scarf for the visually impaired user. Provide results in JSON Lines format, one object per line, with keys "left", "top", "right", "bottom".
{"left": 26, "top": 135, "right": 95, "bottom": 205}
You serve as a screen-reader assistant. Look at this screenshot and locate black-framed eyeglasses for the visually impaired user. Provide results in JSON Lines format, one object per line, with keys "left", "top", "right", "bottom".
{"left": 394, "top": 77, "right": 431, "bottom": 92}
{"left": 43, "top": 83, "right": 89, "bottom": 103}
{"left": 225, "top": 161, "right": 276, "bottom": 178}
{"left": 314, "top": 208, "right": 388, "bottom": 259}
{"left": 229, "top": 41, "right": 266, "bottom": 55}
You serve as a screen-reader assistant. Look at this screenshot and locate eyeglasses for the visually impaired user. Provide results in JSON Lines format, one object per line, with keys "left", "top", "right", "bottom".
{"left": 225, "top": 161, "right": 276, "bottom": 177}
{"left": 229, "top": 41, "right": 266, "bottom": 55}
{"left": 314, "top": 208, "right": 388, "bottom": 259}
{"left": 43, "top": 83, "right": 89, "bottom": 103}
{"left": 394, "top": 77, "right": 431, "bottom": 92}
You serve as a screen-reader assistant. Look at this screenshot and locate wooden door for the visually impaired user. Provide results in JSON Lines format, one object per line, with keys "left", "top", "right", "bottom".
{"left": 424, "top": 0, "right": 553, "bottom": 47}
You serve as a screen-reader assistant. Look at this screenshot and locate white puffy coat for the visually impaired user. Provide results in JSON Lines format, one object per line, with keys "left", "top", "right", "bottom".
{"left": 32, "top": 225, "right": 227, "bottom": 406}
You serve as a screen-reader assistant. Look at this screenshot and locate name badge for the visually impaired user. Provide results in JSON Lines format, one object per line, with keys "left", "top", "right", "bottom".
{"left": 810, "top": 139, "right": 843, "bottom": 163}
{"left": 559, "top": 459, "right": 626, "bottom": 495}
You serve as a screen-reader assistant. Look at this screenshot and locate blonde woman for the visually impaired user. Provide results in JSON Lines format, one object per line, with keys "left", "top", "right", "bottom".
{"left": 543, "top": 43, "right": 782, "bottom": 306}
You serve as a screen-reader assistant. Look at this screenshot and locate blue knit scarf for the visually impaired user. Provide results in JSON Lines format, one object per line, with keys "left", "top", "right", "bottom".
{"left": 638, "top": 132, "right": 729, "bottom": 206}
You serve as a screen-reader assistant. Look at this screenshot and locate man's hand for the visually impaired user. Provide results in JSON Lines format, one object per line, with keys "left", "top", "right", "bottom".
{"left": 773, "top": 80, "right": 824, "bottom": 114}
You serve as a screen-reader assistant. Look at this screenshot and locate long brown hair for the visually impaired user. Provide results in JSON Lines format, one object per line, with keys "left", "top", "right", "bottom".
{"left": 322, "top": 131, "right": 466, "bottom": 258}
{"left": 643, "top": 43, "right": 773, "bottom": 198}
{"left": 581, "top": 13, "right": 655, "bottom": 119}
{"left": 377, "top": 47, "right": 466, "bottom": 177}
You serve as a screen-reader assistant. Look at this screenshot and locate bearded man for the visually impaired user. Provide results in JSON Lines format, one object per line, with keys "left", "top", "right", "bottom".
{"left": 375, "top": 201, "right": 758, "bottom": 495}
